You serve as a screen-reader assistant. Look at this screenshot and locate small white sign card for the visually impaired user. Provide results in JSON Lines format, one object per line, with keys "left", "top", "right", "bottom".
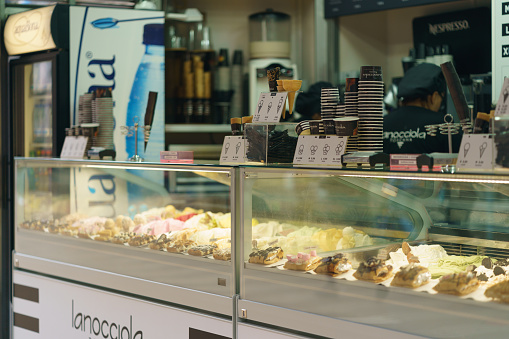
{"left": 220, "top": 136, "right": 246, "bottom": 164}
{"left": 495, "top": 78, "right": 509, "bottom": 117}
{"left": 253, "top": 92, "right": 288, "bottom": 123}
{"left": 456, "top": 134, "right": 494, "bottom": 171}
{"left": 293, "top": 135, "right": 347, "bottom": 166}
{"left": 60, "top": 136, "right": 89, "bottom": 159}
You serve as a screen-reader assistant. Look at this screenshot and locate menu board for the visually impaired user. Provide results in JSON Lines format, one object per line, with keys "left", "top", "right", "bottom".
{"left": 324, "top": 0, "right": 458, "bottom": 18}
{"left": 492, "top": 2, "right": 509, "bottom": 103}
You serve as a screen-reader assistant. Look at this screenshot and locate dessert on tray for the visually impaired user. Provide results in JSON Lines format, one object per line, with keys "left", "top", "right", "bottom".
{"left": 314, "top": 253, "right": 352, "bottom": 276}
{"left": 128, "top": 234, "right": 156, "bottom": 247}
{"left": 353, "top": 257, "right": 393, "bottom": 283}
{"left": 188, "top": 244, "right": 218, "bottom": 256}
{"left": 166, "top": 240, "right": 196, "bottom": 253}
{"left": 284, "top": 251, "right": 322, "bottom": 271}
{"left": 433, "top": 271, "right": 479, "bottom": 296}
{"left": 391, "top": 263, "right": 431, "bottom": 288}
{"left": 149, "top": 233, "right": 171, "bottom": 250}
{"left": 485, "top": 280, "right": 509, "bottom": 303}
{"left": 248, "top": 247, "right": 284, "bottom": 265}
{"left": 213, "top": 248, "right": 232, "bottom": 261}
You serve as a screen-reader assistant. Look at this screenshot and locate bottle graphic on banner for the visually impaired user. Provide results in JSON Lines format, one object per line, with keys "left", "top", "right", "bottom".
{"left": 125, "top": 23, "right": 164, "bottom": 206}
{"left": 126, "top": 23, "right": 165, "bottom": 162}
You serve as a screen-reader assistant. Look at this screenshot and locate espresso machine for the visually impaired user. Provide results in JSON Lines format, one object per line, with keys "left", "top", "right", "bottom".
{"left": 248, "top": 8, "right": 298, "bottom": 115}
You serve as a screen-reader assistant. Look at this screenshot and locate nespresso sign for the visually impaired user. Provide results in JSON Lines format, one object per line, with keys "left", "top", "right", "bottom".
{"left": 4, "top": 5, "right": 57, "bottom": 55}
{"left": 428, "top": 20, "right": 470, "bottom": 35}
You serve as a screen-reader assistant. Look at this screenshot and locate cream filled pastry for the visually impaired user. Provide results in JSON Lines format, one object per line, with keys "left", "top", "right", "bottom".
{"left": 314, "top": 253, "right": 352, "bottom": 276}
{"left": 485, "top": 280, "right": 509, "bottom": 303}
{"left": 248, "top": 247, "right": 284, "bottom": 265}
{"left": 354, "top": 257, "right": 393, "bottom": 283}
{"left": 433, "top": 271, "right": 479, "bottom": 296}
{"left": 391, "top": 263, "right": 431, "bottom": 288}
{"left": 284, "top": 251, "right": 322, "bottom": 271}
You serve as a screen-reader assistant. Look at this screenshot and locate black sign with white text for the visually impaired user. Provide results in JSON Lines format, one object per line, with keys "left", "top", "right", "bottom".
{"left": 503, "top": 2, "right": 509, "bottom": 15}
{"left": 503, "top": 23, "right": 509, "bottom": 36}
{"left": 503, "top": 45, "right": 509, "bottom": 58}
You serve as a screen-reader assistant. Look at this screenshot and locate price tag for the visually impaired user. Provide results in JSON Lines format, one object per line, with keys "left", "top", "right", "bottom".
{"left": 219, "top": 136, "right": 246, "bottom": 164}
{"left": 253, "top": 92, "right": 288, "bottom": 123}
{"left": 495, "top": 78, "right": 509, "bottom": 117}
{"left": 456, "top": 134, "right": 494, "bottom": 171}
{"left": 60, "top": 136, "right": 89, "bottom": 159}
{"left": 293, "top": 135, "right": 347, "bottom": 166}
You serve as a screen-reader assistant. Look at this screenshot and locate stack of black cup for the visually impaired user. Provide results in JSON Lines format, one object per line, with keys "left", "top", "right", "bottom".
{"left": 358, "top": 66, "right": 384, "bottom": 152}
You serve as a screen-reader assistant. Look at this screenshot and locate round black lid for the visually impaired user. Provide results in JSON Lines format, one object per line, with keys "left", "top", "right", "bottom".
{"left": 249, "top": 8, "right": 290, "bottom": 20}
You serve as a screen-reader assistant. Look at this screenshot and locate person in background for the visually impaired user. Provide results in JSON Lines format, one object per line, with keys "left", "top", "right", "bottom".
{"left": 383, "top": 63, "right": 462, "bottom": 154}
{"left": 293, "top": 81, "right": 333, "bottom": 122}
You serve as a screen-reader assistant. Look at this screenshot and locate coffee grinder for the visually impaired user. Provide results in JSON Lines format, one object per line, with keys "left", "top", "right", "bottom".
{"left": 248, "top": 8, "right": 298, "bottom": 116}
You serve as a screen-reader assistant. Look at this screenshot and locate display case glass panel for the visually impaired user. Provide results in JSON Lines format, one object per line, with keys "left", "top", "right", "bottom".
{"left": 14, "top": 158, "right": 235, "bottom": 300}
{"left": 240, "top": 167, "right": 509, "bottom": 338}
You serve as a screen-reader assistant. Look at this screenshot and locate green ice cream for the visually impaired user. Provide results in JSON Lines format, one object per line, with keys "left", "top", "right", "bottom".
{"left": 428, "top": 255, "right": 486, "bottom": 279}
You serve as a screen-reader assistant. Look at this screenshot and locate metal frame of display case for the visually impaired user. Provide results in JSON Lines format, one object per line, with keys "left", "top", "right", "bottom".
{"left": 238, "top": 166, "right": 509, "bottom": 339}
{"left": 13, "top": 158, "right": 237, "bottom": 317}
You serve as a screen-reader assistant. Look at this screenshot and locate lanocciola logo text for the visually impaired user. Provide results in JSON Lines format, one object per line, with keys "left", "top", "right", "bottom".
{"left": 72, "top": 300, "right": 143, "bottom": 339}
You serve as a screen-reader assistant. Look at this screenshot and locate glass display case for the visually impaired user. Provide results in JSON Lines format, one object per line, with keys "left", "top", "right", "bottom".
{"left": 13, "top": 158, "right": 236, "bottom": 316}
{"left": 14, "top": 158, "right": 509, "bottom": 337}
{"left": 239, "top": 167, "right": 509, "bottom": 338}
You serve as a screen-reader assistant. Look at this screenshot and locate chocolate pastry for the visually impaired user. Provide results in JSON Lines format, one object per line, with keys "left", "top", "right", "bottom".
{"left": 149, "top": 234, "right": 170, "bottom": 250}
{"left": 482, "top": 257, "right": 493, "bottom": 269}
{"left": 494, "top": 266, "right": 506, "bottom": 276}
{"left": 128, "top": 234, "right": 156, "bottom": 247}
{"left": 111, "top": 232, "right": 135, "bottom": 245}
{"left": 166, "top": 240, "right": 196, "bottom": 253}
{"left": 248, "top": 247, "right": 284, "bottom": 265}
{"left": 315, "top": 253, "right": 352, "bottom": 276}
{"left": 213, "top": 248, "right": 232, "bottom": 261}
{"left": 188, "top": 244, "right": 217, "bottom": 256}
{"left": 391, "top": 263, "right": 431, "bottom": 288}
{"left": 485, "top": 280, "right": 509, "bottom": 303}
{"left": 353, "top": 257, "right": 393, "bottom": 283}
{"left": 433, "top": 272, "right": 479, "bottom": 296}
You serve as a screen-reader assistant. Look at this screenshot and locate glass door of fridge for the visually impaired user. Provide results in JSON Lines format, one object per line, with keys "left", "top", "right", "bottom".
{"left": 12, "top": 58, "right": 54, "bottom": 158}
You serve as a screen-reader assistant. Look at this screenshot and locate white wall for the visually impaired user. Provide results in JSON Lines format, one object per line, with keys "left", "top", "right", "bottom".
{"left": 338, "top": 0, "right": 491, "bottom": 85}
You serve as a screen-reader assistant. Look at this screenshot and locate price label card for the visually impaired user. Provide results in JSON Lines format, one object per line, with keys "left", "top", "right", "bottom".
{"left": 456, "top": 134, "right": 494, "bottom": 171}
{"left": 253, "top": 92, "right": 288, "bottom": 123}
{"left": 495, "top": 78, "right": 509, "bottom": 117}
{"left": 60, "top": 136, "right": 89, "bottom": 159}
{"left": 293, "top": 135, "right": 347, "bottom": 166}
{"left": 220, "top": 136, "right": 246, "bottom": 164}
